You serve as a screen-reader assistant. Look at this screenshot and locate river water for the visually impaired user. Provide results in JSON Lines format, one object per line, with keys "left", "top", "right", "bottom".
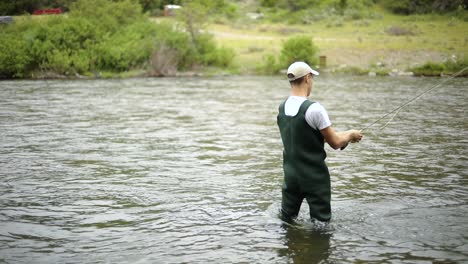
{"left": 0, "top": 76, "right": 467, "bottom": 263}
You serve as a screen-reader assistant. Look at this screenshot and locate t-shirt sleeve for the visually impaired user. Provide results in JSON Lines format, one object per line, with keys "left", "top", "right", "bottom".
{"left": 305, "top": 103, "right": 332, "bottom": 130}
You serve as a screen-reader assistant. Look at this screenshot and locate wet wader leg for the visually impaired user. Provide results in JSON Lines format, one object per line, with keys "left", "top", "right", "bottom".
{"left": 281, "top": 187, "right": 303, "bottom": 222}
{"left": 305, "top": 192, "right": 331, "bottom": 222}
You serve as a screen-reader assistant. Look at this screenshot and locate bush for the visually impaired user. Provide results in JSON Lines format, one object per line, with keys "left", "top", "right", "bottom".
{"left": 194, "top": 33, "right": 235, "bottom": 67}
{"left": 261, "top": 0, "right": 378, "bottom": 22}
{"left": 410, "top": 57, "right": 468, "bottom": 76}
{"left": 95, "top": 21, "right": 156, "bottom": 71}
{"left": 444, "top": 56, "right": 468, "bottom": 73}
{"left": 0, "top": 34, "right": 32, "bottom": 78}
{"left": 257, "top": 54, "right": 281, "bottom": 75}
{"left": 410, "top": 62, "right": 446, "bottom": 76}
{"left": 0, "top": 0, "right": 40, "bottom": 15}
{"left": 70, "top": 0, "right": 145, "bottom": 33}
{"left": 280, "top": 36, "right": 319, "bottom": 68}
{"left": 380, "top": 0, "right": 467, "bottom": 15}
{"left": 207, "top": 47, "right": 235, "bottom": 67}
{"left": 0, "top": 0, "right": 234, "bottom": 78}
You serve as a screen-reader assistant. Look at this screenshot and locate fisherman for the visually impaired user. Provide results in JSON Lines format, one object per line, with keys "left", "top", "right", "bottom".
{"left": 277, "top": 61, "right": 363, "bottom": 222}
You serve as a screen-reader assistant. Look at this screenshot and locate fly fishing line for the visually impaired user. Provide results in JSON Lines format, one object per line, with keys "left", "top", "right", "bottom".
{"left": 360, "top": 66, "right": 468, "bottom": 132}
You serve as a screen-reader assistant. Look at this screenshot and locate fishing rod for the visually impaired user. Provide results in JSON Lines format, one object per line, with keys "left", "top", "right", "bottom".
{"left": 360, "top": 66, "right": 468, "bottom": 132}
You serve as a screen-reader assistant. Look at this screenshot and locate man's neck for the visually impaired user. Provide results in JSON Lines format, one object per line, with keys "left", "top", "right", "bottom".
{"left": 291, "top": 86, "right": 309, "bottom": 97}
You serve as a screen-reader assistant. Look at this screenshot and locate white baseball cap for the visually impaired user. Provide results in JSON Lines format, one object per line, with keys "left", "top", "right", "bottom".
{"left": 287, "top": 61, "right": 319, "bottom": 81}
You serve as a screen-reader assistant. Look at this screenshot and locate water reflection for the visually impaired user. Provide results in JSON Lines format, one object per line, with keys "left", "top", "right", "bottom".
{"left": 280, "top": 223, "right": 332, "bottom": 264}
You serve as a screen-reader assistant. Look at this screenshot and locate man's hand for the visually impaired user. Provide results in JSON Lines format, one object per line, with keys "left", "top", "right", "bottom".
{"left": 349, "top": 130, "right": 363, "bottom": 143}
{"left": 321, "top": 127, "right": 363, "bottom": 150}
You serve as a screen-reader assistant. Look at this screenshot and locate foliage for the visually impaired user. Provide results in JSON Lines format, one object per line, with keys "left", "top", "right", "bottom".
{"left": 260, "top": 0, "right": 376, "bottom": 12}
{"left": 0, "top": 0, "right": 184, "bottom": 15}
{"left": 177, "top": 0, "right": 208, "bottom": 45}
{"left": 379, "top": 0, "right": 467, "bottom": 15}
{"left": 410, "top": 56, "right": 468, "bottom": 76}
{"left": 444, "top": 56, "right": 468, "bottom": 73}
{"left": 176, "top": 0, "right": 235, "bottom": 68}
{"left": 95, "top": 21, "right": 156, "bottom": 71}
{"left": 259, "top": 0, "right": 467, "bottom": 23}
{"left": 0, "top": 0, "right": 233, "bottom": 78}
{"left": 70, "top": 0, "right": 145, "bottom": 33}
{"left": 410, "top": 62, "right": 445, "bottom": 76}
{"left": 260, "top": 0, "right": 379, "bottom": 24}
{"left": 280, "top": 36, "right": 319, "bottom": 68}
{"left": 0, "top": 33, "right": 33, "bottom": 78}
{"left": 257, "top": 54, "right": 282, "bottom": 75}
{"left": 139, "top": 0, "right": 181, "bottom": 14}
{"left": 0, "top": 0, "right": 39, "bottom": 15}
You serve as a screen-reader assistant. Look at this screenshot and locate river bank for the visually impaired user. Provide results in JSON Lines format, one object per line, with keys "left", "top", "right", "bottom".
{"left": 1, "top": 5, "right": 467, "bottom": 80}
{"left": 203, "top": 9, "right": 468, "bottom": 77}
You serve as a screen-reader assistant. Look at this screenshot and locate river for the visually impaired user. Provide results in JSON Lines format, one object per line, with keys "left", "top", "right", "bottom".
{"left": 0, "top": 76, "right": 467, "bottom": 263}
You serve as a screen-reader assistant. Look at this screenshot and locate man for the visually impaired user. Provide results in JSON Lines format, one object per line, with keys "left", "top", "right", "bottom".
{"left": 277, "top": 61, "right": 363, "bottom": 222}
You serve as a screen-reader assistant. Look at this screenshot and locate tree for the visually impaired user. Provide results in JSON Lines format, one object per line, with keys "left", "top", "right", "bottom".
{"left": 0, "top": 0, "right": 40, "bottom": 15}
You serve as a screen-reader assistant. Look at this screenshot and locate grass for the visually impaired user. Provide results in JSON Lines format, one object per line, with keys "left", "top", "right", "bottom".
{"left": 198, "top": 8, "right": 468, "bottom": 75}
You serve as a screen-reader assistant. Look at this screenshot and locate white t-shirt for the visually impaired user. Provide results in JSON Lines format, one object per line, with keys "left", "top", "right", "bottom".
{"left": 284, "top": 96, "right": 332, "bottom": 130}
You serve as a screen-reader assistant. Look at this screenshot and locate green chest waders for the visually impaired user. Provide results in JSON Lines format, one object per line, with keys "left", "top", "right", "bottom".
{"left": 277, "top": 100, "right": 331, "bottom": 222}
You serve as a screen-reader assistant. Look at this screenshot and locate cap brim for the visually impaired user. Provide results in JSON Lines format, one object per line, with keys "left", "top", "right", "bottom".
{"left": 311, "top": 69, "right": 319, "bottom": 76}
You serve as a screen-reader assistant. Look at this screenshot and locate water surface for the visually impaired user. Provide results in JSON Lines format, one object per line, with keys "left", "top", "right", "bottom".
{"left": 1, "top": 76, "right": 467, "bottom": 263}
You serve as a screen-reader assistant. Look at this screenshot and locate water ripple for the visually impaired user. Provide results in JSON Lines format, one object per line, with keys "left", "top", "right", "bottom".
{"left": 1, "top": 76, "right": 467, "bottom": 263}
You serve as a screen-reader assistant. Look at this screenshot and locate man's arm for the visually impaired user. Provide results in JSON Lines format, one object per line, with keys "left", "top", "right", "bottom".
{"left": 320, "top": 126, "right": 363, "bottom": 150}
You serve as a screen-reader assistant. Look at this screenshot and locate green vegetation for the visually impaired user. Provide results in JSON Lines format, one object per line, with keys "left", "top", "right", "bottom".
{"left": 280, "top": 36, "right": 319, "bottom": 67}
{"left": 210, "top": 0, "right": 467, "bottom": 76}
{"left": 410, "top": 56, "right": 468, "bottom": 76}
{"left": 0, "top": 0, "right": 239, "bottom": 17}
{"left": 0, "top": 0, "right": 234, "bottom": 78}
{"left": 380, "top": 0, "right": 466, "bottom": 15}
{"left": 0, "top": 0, "right": 181, "bottom": 15}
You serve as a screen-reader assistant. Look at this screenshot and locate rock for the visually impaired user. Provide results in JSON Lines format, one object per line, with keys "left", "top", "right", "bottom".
{"left": 389, "top": 69, "right": 399, "bottom": 77}
{"left": 398, "top": 71, "right": 414, "bottom": 76}
{"left": 368, "top": 71, "right": 377, "bottom": 77}
{"left": 75, "top": 73, "right": 87, "bottom": 79}
{"left": 246, "top": 13, "right": 264, "bottom": 20}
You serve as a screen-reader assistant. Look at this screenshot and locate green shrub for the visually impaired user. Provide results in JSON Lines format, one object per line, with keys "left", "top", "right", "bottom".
{"left": 380, "top": 0, "right": 466, "bottom": 15}
{"left": 280, "top": 36, "right": 319, "bottom": 68}
{"left": 409, "top": 57, "right": 468, "bottom": 76}
{"left": 257, "top": 54, "right": 281, "bottom": 75}
{"left": 0, "top": 0, "right": 235, "bottom": 78}
{"left": 95, "top": 21, "right": 155, "bottom": 71}
{"left": 207, "top": 47, "right": 235, "bottom": 67}
{"left": 192, "top": 33, "right": 235, "bottom": 68}
{"left": 261, "top": 0, "right": 378, "bottom": 22}
{"left": 444, "top": 56, "right": 468, "bottom": 73}
{"left": 410, "top": 62, "right": 445, "bottom": 76}
{"left": 0, "top": 0, "right": 39, "bottom": 15}
{"left": 70, "top": 0, "right": 145, "bottom": 33}
{"left": 0, "top": 34, "right": 32, "bottom": 78}
{"left": 44, "top": 49, "right": 73, "bottom": 74}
